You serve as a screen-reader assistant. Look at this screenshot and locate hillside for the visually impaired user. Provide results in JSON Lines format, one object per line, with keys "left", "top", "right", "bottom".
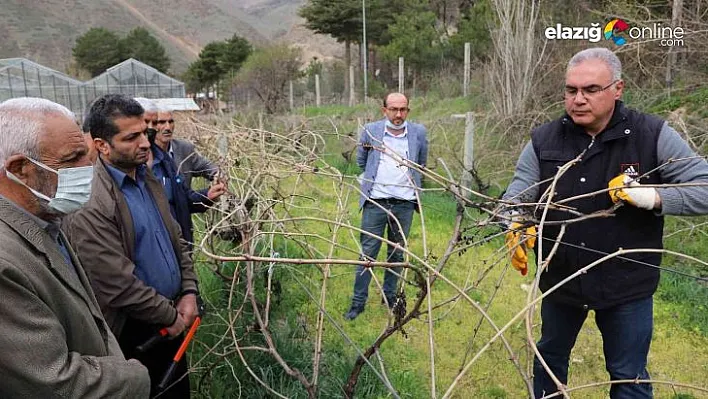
{"left": 0, "top": 0, "right": 340, "bottom": 75}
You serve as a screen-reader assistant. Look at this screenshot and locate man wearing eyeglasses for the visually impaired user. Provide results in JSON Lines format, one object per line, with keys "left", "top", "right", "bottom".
{"left": 344, "top": 92, "right": 428, "bottom": 321}
{"left": 502, "top": 47, "right": 708, "bottom": 398}
{"left": 154, "top": 107, "right": 217, "bottom": 189}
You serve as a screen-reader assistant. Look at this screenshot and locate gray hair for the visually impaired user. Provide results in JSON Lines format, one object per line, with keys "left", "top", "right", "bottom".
{"left": 0, "top": 98, "right": 75, "bottom": 171}
{"left": 568, "top": 47, "right": 622, "bottom": 81}
{"left": 134, "top": 97, "right": 158, "bottom": 113}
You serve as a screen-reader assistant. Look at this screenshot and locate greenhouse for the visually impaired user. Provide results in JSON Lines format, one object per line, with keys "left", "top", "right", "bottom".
{"left": 0, "top": 57, "right": 188, "bottom": 118}
{"left": 0, "top": 58, "right": 86, "bottom": 116}
{"left": 83, "top": 58, "right": 185, "bottom": 107}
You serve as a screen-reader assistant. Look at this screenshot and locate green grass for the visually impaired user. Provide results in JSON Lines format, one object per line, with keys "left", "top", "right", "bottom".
{"left": 188, "top": 96, "right": 708, "bottom": 398}
{"left": 298, "top": 103, "right": 372, "bottom": 119}
{"left": 659, "top": 216, "right": 708, "bottom": 337}
{"left": 644, "top": 86, "right": 708, "bottom": 119}
{"left": 656, "top": 272, "right": 708, "bottom": 337}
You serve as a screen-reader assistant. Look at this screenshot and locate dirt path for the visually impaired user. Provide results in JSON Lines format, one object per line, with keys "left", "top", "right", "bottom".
{"left": 113, "top": 0, "right": 201, "bottom": 58}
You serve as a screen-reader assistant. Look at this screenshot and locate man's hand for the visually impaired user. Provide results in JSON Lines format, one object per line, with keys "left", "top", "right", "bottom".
{"left": 207, "top": 181, "right": 226, "bottom": 201}
{"left": 176, "top": 294, "right": 199, "bottom": 326}
{"left": 505, "top": 223, "right": 537, "bottom": 276}
{"left": 608, "top": 174, "right": 659, "bottom": 210}
{"left": 165, "top": 313, "right": 187, "bottom": 337}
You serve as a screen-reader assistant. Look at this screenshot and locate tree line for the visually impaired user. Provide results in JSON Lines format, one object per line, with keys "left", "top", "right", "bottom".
{"left": 299, "top": 0, "right": 493, "bottom": 87}
{"left": 71, "top": 0, "right": 704, "bottom": 114}
{"left": 182, "top": 36, "right": 302, "bottom": 114}
{"left": 73, "top": 27, "right": 171, "bottom": 77}
{"left": 71, "top": 0, "right": 494, "bottom": 107}
{"left": 71, "top": 27, "right": 302, "bottom": 113}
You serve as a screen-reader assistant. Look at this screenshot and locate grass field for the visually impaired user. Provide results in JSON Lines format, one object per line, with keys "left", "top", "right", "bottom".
{"left": 188, "top": 95, "right": 708, "bottom": 398}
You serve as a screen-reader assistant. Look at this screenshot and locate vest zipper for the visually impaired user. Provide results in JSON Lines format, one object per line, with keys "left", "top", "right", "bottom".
{"left": 578, "top": 136, "right": 595, "bottom": 162}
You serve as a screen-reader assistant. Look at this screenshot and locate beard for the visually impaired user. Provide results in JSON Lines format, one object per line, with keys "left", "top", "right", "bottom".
{"left": 108, "top": 147, "right": 148, "bottom": 170}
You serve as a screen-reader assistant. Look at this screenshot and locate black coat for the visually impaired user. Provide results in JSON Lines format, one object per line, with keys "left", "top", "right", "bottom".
{"left": 532, "top": 102, "right": 665, "bottom": 309}
{"left": 151, "top": 145, "right": 213, "bottom": 251}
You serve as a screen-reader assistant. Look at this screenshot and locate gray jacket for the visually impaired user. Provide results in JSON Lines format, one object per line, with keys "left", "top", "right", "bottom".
{"left": 170, "top": 138, "right": 217, "bottom": 188}
{"left": 0, "top": 196, "right": 150, "bottom": 398}
{"left": 357, "top": 118, "right": 429, "bottom": 208}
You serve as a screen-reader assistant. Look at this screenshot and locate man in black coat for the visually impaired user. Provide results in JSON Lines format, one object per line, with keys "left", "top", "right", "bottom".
{"left": 141, "top": 99, "right": 226, "bottom": 251}
{"left": 503, "top": 47, "right": 708, "bottom": 398}
{"left": 154, "top": 107, "right": 217, "bottom": 189}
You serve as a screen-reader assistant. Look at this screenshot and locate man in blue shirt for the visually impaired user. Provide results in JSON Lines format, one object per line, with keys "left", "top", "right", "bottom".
{"left": 137, "top": 98, "right": 226, "bottom": 252}
{"left": 150, "top": 139, "right": 226, "bottom": 251}
{"left": 65, "top": 94, "right": 200, "bottom": 398}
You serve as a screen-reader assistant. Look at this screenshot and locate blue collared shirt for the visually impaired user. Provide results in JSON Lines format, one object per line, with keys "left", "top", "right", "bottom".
{"left": 105, "top": 163, "right": 181, "bottom": 299}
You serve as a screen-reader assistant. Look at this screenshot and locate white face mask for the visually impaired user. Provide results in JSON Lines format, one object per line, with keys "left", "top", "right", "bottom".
{"left": 385, "top": 119, "right": 407, "bottom": 130}
{"left": 7, "top": 157, "right": 93, "bottom": 214}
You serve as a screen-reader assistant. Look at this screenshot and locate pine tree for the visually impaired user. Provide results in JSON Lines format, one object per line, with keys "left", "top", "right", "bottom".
{"left": 123, "top": 27, "right": 171, "bottom": 73}
{"left": 72, "top": 28, "right": 126, "bottom": 77}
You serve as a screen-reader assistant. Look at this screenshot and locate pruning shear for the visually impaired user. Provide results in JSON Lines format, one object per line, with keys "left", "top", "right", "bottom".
{"left": 135, "top": 297, "right": 206, "bottom": 394}
{"left": 135, "top": 327, "right": 169, "bottom": 353}
{"left": 157, "top": 296, "right": 206, "bottom": 392}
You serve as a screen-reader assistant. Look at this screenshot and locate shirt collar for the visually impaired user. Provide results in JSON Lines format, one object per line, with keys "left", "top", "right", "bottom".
{"left": 104, "top": 161, "right": 146, "bottom": 188}
{"left": 384, "top": 126, "right": 408, "bottom": 138}
{"left": 151, "top": 144, "right": 167, "bottom": 165}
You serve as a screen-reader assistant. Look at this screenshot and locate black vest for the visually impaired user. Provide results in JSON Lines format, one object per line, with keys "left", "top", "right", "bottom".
{"left": 532, "top": 102, "right": 665, "bottom": 309}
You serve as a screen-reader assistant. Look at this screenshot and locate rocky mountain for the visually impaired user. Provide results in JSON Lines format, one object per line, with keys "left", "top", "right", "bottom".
{"left": 0, "top": 0, "right": 340, "bottom": 75}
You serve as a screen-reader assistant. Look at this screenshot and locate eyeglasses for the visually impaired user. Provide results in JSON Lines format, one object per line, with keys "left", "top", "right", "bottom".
{"left": 564, "top": 80, "right": 618, "bottom": 99}
{"left": 385, "top": 107, "right": 410, "bottom": 114}
{"left": 157, "top": 119, "right": 175, "bottom": 124}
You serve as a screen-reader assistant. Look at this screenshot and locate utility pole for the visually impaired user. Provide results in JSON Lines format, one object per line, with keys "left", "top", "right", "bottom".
{"left": 362, "top": 0, "right": 368, "bottom": 105}
{"left": 289, "top": 80, "right": 294, "bottom": 111}
{"left": 665, "top": 0, "right": 683, "bottom": 95}
{"left": 398, "top": 57, "right": 405, "bottom": 93}
{"left": 463, "top": 42, "right": 471, "bottom": 97}
{"left": 349, "top": 65, "right": 356, "bottom": 106}
{"left": 451, "top": 112, "right": 475, "bottom": 195}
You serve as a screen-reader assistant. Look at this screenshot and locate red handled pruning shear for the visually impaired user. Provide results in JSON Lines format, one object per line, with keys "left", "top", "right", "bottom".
{"left": 156, "top": 297, "right": 206, "bottom": 393}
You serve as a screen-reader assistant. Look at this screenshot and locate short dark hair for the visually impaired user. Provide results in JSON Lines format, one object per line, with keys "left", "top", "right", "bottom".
{"left": 382, "top": 92, "right": 408, "bottom": 108}
{"left": 84, "top": 94, "right": 144, "bottom": 142}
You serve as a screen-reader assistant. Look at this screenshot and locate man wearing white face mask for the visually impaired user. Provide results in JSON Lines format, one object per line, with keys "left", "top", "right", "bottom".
{"left": 344, "top": 92, "right": 429, "bottom": 321}
{"left": 0, "top": 98, "right": 150, "bottom": 398}
{"left": 7, "top": 155, "right": 93, "bottom": 214}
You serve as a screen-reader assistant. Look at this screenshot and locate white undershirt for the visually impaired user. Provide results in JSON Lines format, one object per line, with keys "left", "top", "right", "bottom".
{"left": 369, "top": 127, "right": 416, "bottom": 200}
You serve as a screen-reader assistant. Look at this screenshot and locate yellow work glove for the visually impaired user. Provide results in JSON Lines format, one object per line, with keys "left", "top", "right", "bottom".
{"left": 608, "top": 174, "right": 657, "bottom": 210}
{"left": 505, "top": 223, "right": 537, "bottom": 276}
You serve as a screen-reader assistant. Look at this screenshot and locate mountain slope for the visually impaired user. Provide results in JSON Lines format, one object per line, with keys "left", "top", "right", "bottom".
{"left": 0, "top": 0, "right": 333, "bottom": 75}
{"left": 232, "top": 0, "right": 343, "bottom": 61}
